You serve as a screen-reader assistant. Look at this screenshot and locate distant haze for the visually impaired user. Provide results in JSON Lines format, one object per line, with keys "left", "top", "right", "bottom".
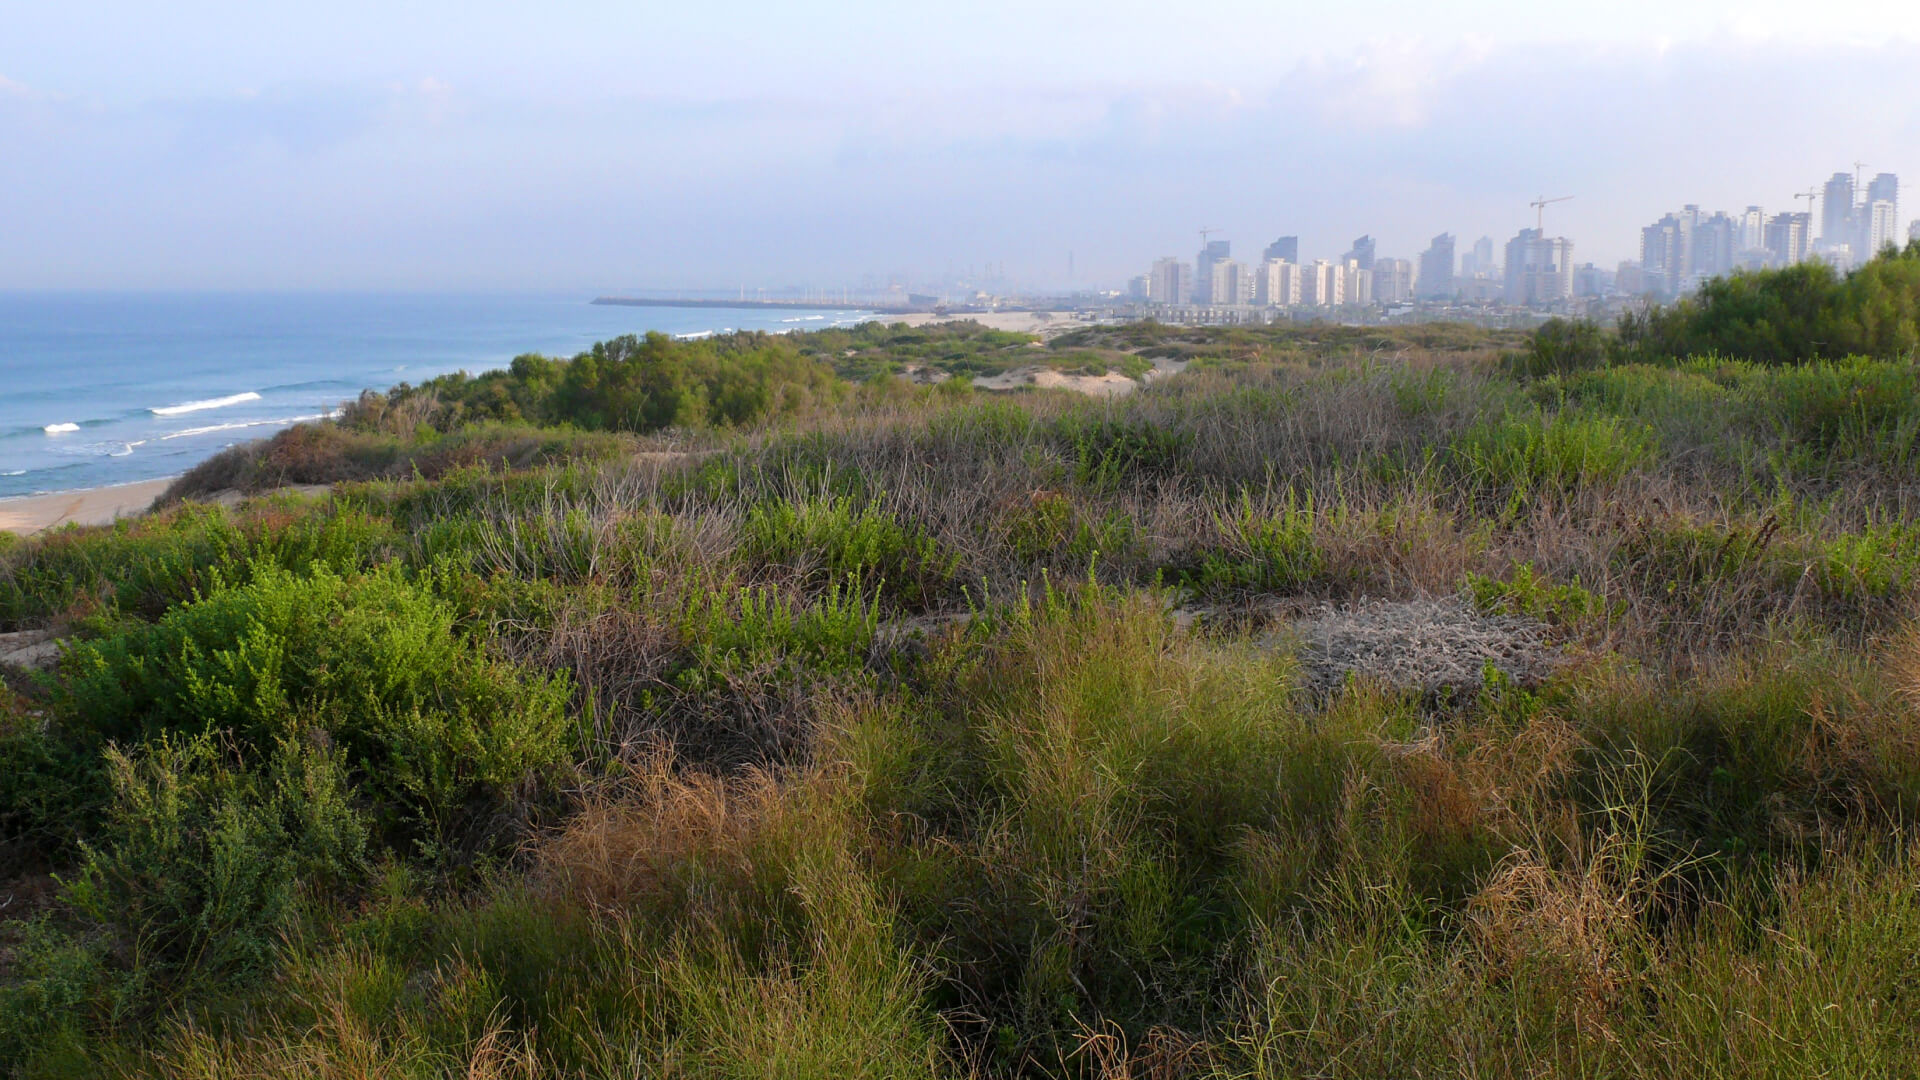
{"left": 5, "top": 1, "right": 1919, "bottom": 292}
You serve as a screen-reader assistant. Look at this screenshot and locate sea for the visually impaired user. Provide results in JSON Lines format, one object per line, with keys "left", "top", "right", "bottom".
{"left": 0, "top": 293, "right": 875, "bottom": 499}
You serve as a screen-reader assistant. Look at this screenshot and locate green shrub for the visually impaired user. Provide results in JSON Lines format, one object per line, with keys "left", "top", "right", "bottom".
{"left": 1617, "top": 244, "right": 1920, "bottom": 365}
{"left": 744, "top": 496, "right": 956, "bottom": 607}
{"left": 0, "top": 503, "right": 396, "bottom": 626}
{"left": 680, "top": 576, "right": 881, "bottom": 680}
{"left": 1512, "top": 317, "right": 1611, "bottom": 378}
{"left": 1453, "top": 411, "right": 1657, "bottom": 496}
{"left": 1182, "top": 492, "right": 1324, "bottom": 596}
{"left": 57, "top": 562, "right": 576, "bottom": 853}
{"left": 1465, "top": 562, "right": 1605, "bottom": 626}
{"left": 67, "top": 732, "right": 367, "bottom": 983}
{"left": 1056, "top": 411, "right": 1192, "bottom": 490}
{"left": 0, "top": 916, "right": 116, "bottom": 1070}
{"left": 1793, "top": 522, "right": 1920, "bottom": 604}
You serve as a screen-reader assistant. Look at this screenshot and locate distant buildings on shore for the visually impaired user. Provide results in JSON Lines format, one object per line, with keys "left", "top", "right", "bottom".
{"left": 1128, "top": 167, "right": 1904, "bottom": 316}
{"left": 1634, "top": 170, "right": 1901, "bottom": 299}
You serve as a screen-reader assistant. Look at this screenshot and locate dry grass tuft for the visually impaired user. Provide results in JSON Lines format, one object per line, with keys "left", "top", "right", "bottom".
{"left": 535, "top": 755, "right": 789, "bottom": 917}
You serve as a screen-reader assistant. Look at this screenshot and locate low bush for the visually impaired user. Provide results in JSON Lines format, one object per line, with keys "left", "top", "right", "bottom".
{"left": 1452, "top": 411, "right": 1657, "bottom": 499}
{"left": 66, "top": 732, "right": 366, "bottom": 985}
{"left": 743, "top": 495, "right": 956, "bottom": 608}
{"left": 1180, "top": 492, "right": 1324, "bottom": 596}
{"left": 56, "top": 562, "right": 575, "bottom": 856}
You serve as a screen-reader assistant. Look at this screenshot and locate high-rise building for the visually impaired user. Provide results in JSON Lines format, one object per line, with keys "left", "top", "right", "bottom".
{"left": 1372, "top": 257, "right": 1414, "bottom": 304}
{"left": 1416, "top": 234, "right": 1455, "bottom": 300}
{"left": 1341, "top": 235, "right": 1376, "bottom": 272}
{"left": 1868, "top": 173, "right": 1899, "bottom": 248}
{"left": 1127, "top": 274, "right": 1149, "bottom": 302}
{"left": 1504, "top": 228, "right": 1574, "bottom": 305}
{"left": 1466, "top": 234, "right": 1497, "bottom": 276}
{"left": 1616, "top": 260, "right": 1647, "bottom": 296}
{"left": 1641, "top": 213, "right": 1689, "bottom": 298}
{"left": 1147, "top": 257, "right": 1191, "bottom": 305}
{"left": 1260, "top": 259, "right": 1301, "bottom": 307}
{"left": 1822, "top": 172, "right": 1855, "bottom": 247}
{"left": 1694, "top": 212, "right": 1737, "bottom": 280}
{"left": 1764, "top": 212, "right": 1812, "bottom": 267}
{"left": 1302, "top": 259, "right": 1341, "bottom": 307}
{"left": 1866, "top": 200, "right": 1899, "bottom": 257}
{"left": 1210, "top": 260, "right": 1253, "bottom": 306}
{"left": 1740, "top": 206, "right": 1767, "bottom": 251}
{"left": 1194, "top": 240, "right": 1230, "bottom": 304}
{"left": 1263, "top": 236, "right": 1298, "bottom": 265}
{"left": 1910, "top": 220, "right": 1920, "bottom": 246}
{"left": 1341, "top": 259, "right": 1373, "bottom": 306}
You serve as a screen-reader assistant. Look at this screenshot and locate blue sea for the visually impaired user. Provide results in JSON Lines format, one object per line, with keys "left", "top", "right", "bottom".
{"left": 0, "top": 294, "right": 875, "bottom": 499}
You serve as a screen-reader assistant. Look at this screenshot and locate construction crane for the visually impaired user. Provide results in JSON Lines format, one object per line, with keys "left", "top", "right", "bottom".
{"left": 1794, "top": 187, "right": 1819, "bottom": 217}
{"left": 1530, "top": 195, "right": 1573, "bottom": 233}
{"left": 1198, "top": 226, "right": 1222, "bottom": 248}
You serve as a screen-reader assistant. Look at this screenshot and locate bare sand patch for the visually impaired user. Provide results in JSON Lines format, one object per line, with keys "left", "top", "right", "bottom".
{"left": 0, "top": 478, "right": 176, "bottom": 535}
{"left": 879, "top": 311, "right": 1106, "bottom": 340}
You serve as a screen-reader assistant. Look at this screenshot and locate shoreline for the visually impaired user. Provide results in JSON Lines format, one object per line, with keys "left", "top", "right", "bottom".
{"left": 0, "top": 477, "right": 178, "bottom": 535}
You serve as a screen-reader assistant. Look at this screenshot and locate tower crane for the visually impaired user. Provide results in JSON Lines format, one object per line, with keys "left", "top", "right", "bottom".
{"left": 1530, "top": 195, "right": 1573, "bottom": 233}
{"left": 1198, "top": 226, "right": 1222, "bottom": 248}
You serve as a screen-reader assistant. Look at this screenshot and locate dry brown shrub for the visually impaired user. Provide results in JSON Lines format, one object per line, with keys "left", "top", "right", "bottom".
{"left": 1893, "top": 621, "right": 1920, "bottom": 713}
{"left": 1466, "top": 843, "right": 1644, "bottom": 1038}
{"left": 1071, "top": 1020, "right": 1215, "bottom": 1080}
{"left": 535, "top": 756, "right": 788, "bottom": 917}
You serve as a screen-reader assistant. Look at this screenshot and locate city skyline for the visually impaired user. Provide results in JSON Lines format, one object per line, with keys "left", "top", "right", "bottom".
{"left": 1119, "top": 165, "right": 1901, "bottom": 313}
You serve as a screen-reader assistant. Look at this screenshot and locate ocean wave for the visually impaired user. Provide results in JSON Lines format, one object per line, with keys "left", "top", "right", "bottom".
{"left": 43, "top": 422, "right": 80, "bottom": 434}
{"left": 160, "top": 413, "right": 333, "bottom": 441}
{"left": 1, "top": 470, "right": 24, "bottom": 477}
{"left": 151, "top": 391, "right": 262, "bottom": 417}
{"left": 261, "top": 377, "right": 356, "bottom": 394}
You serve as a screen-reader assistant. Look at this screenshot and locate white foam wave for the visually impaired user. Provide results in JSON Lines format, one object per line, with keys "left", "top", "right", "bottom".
{"left": 161, "top": 413, "right": 333, "bottom": 441}
{"left": 43, "top": 422, "right": 80, "bottom": 434}
{"left": 1, "top": 470, "right": 24, "bottom": 476}
{"left": 151, "top": 391, "right": 261, "bottom": 417}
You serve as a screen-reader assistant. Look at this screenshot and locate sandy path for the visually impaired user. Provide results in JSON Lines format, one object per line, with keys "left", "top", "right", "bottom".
{"left": 0, "top": 478, "right": 176, "bottom": 535}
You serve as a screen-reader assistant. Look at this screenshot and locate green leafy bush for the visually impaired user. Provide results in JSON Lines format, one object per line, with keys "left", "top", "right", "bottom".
{"left": 58, "top": 562, "right": 575, "bottom": 852}
{"left": 67, "top": 732, "right": 367, "bottom": 982}
{"left": 0, "top": 503, "right": 396, "bottom": 626}
{"left": 1182, "top": 493, "right": 1324, "bottom": 596}
{"left": 1617, "top": 244, "right": 1920, "bottom": 364}
{"left": 680, "top": 576, "right": 880, "bottom": 680}
{"left": 744, "top": 496, "right": 956, "bottom": 607}
{"left": 1465, "top": 562, "right": 1606, "bottom": 626}
{"left": 1453, "top": 411, "right": 1657, "bottom": 495}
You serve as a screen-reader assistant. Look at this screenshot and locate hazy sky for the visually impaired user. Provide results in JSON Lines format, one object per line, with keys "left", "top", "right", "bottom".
{"left": 5, "top": 2, "right": 1920, "bottom": 291}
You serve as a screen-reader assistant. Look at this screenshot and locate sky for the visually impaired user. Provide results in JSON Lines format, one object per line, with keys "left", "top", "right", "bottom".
{"left": 4, "top": 1, "right": 1920, "bottom": 292}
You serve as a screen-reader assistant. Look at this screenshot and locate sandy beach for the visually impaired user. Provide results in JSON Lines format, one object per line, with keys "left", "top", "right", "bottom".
{"left": 0, "top": 478, "right": 176, "bottom": 535}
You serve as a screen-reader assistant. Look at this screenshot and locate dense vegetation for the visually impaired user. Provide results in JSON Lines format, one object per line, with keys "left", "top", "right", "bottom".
{"left": 1528, "top": 241, "right": 1920, "bottom": 374}
{"left": 4, "top": 316, "right": 1920, "bottom": 1077}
